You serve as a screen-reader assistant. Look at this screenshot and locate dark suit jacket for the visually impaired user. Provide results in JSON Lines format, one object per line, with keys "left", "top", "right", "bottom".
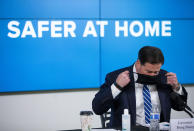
{"left": 92, "top": 65, "right": 188, "bottom": 128}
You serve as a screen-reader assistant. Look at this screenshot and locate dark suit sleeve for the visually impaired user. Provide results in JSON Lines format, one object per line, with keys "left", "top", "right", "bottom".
{"left": 92, "top": 73, "right": 116, "bottom": 115}
{"left": 171, "top": 85, "right": 188, "bottom": 111}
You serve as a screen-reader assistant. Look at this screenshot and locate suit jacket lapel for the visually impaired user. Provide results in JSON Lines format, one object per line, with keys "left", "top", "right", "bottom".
{"left": 157, "top": 84, "right": 168, "bottom": 121}
{"left": 126, "top": 65, "right": 136, "bottom": 124}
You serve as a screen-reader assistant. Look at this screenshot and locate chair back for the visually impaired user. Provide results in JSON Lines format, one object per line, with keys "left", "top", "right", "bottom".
{"left": 100, "top": 111, "right": 111, "bottom": 128}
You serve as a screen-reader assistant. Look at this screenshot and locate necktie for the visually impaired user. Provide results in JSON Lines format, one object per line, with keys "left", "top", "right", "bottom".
{"left": 143, "top": 84, "right": 152, "bottom": 124}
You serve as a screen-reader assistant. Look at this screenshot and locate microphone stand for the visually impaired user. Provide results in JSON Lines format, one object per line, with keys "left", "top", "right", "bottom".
{"left": 183, "top": 104, "right": 194, "bottom": 118}
{"left": 184, "top": 108, "right": 193, "bottom": 118}
{"left": 170, "top": 92, "right": 194, "bottom": 118}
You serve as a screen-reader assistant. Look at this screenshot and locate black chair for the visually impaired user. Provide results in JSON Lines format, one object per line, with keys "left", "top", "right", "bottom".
{"left": 100, "top": 111, "right": 111, "bottom": 128}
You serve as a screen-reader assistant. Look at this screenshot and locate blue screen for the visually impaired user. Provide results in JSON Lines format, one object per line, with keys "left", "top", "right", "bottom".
{"left": 0, "top": 0, "right": 194, "bottom": 92}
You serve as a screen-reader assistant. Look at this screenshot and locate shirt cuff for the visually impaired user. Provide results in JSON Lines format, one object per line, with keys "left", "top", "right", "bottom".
{"left": 111, "top": 83, "right": 121, "bottom": 99}
{"left": 173, "top": 84, "right": 184, "bottom": 95}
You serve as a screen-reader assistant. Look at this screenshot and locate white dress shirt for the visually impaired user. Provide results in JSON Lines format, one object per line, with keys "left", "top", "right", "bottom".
{"left": 111, "top": 65, "right": 183, "bottom": 126}
{"left": 133, "top": 66, "right": 161, "bottom": 126}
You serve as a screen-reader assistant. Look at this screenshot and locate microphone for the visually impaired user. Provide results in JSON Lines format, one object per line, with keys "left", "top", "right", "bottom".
{"left": 170, "top": 92, "right": 194, "bottom": 118}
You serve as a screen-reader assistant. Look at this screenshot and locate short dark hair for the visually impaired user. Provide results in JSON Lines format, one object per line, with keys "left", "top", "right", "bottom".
{"left": 138, "top": 46, "right": 164, "bottom": 65}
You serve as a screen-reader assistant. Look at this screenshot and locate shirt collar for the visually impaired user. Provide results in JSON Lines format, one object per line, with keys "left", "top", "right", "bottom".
{"left": 133, "top": 65, "right": 138, "bottom": 82}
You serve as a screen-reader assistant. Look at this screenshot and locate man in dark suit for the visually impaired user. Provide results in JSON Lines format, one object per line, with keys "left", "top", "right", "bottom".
{"left": 92, "top": 46, "right": 187, "bottom": 128}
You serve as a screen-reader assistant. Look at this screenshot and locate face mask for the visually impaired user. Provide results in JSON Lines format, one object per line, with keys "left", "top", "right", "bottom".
{"left": 135, "top": 72, "right": 167, "bottom": 85}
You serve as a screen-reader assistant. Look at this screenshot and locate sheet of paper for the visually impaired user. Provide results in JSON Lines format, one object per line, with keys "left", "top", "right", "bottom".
{"left": 92, "top": 129, "right": 118, "bottom": 131}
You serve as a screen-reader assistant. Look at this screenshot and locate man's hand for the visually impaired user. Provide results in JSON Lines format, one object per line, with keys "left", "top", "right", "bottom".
{"left": 116, "top": 71, "right": 130, "bottom": 88}
{"left": 166, "top": 72, "right": 180, "bottom": 91}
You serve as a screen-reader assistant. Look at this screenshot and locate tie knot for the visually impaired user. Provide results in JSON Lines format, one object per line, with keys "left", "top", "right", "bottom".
{"left": 143, "top": 84, "right": 149, "bottom": 90}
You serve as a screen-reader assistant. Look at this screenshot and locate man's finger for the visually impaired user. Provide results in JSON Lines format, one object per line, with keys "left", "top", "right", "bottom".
{"left": 165, "top": 72, "right": 176, "bottom": 76}
{"left": 123, "top": 70, "right": 130, "bottom": 74}
{"left": 167, "top": 75, "right": 176, "bottom": 79}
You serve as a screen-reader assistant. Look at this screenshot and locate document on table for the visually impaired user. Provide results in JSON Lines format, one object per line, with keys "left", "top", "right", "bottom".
{"left": 92, "top": 129, "right": 118, "bottom": 131}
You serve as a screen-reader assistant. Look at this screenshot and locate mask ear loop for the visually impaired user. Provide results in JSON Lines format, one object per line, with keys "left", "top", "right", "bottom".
{"left": 133, "top": 72, "right": 140, "bottom": 75}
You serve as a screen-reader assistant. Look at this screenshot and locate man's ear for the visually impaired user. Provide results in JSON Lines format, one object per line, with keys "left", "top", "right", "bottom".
{"left": 136, "top": 59, "right": 140, "bottom": 65}
{"left": 137, "top": 59, "right": 144, "bottom": 66}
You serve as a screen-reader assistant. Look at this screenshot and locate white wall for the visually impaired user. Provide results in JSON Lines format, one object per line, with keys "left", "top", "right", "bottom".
{"left": 0, "top": 87, "right": 193, "bottom": 131}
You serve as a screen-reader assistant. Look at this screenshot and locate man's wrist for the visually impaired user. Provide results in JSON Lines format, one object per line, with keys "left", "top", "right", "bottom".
{"left": 174, "top": 83, "right": 181, "bottom": 91}
{"left": 114, "top": 82, "right": 123, "bottom": 91}
{"left": 173, "top": 83, "right": 184, "bottom": 95}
